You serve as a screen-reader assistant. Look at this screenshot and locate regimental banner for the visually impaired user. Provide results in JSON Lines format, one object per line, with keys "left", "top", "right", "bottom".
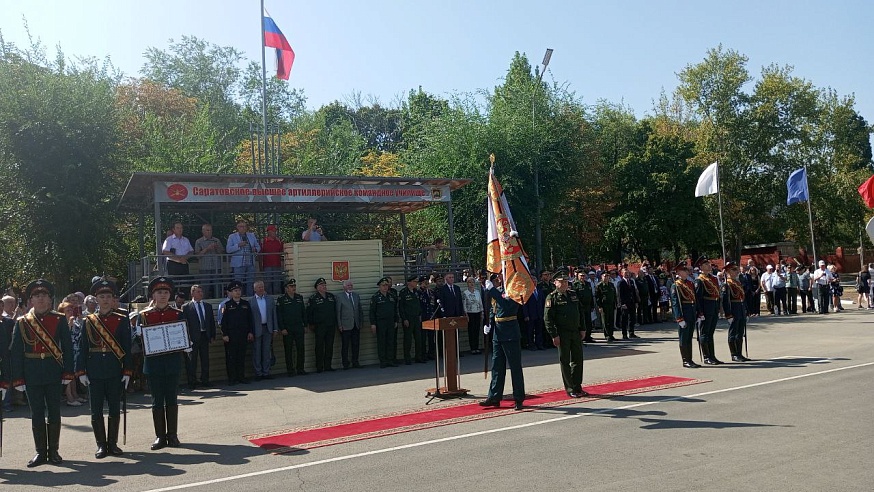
{"left": 155, "top": 181, "right": 452, "bottom": 204}
{"left": 332, "top": 261, "right": 350, "bottom": 282}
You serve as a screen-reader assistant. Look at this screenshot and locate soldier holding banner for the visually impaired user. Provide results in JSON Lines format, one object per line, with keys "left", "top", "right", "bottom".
{"left": 10, "top": 279, "right": 75, "bottom": 467}
{"left": 76, "top": 279, "right": 132, "bottom": 459}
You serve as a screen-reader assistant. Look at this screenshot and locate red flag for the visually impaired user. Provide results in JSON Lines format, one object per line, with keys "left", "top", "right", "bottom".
{"left": 859, "top": 176, "right": 874, "bottom": 208}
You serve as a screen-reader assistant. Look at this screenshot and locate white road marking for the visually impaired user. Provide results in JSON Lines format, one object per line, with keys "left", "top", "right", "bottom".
{"left": 143, "top": 360, "right": 874, "bottom": 492}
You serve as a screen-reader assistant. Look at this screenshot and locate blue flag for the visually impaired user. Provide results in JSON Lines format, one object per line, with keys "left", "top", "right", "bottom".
{"left": 787, "top": 168, "right": 808, "bottom": 205}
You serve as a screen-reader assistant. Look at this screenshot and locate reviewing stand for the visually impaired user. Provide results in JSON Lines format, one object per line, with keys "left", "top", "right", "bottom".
{"left": 423, "top": 316, "right": 469, "bottom": 402}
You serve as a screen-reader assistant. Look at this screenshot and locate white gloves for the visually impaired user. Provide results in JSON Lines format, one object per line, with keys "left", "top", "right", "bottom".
{"left": 79, "top": 375, "right": 90, "bottom": 387}
{"left": 0, "top": 388, "right": 6, "bottom": 400}
{"left": 483, "top": 324, "right": 492, "bottom": 335}
{"left": 485, "top": 280, "right": 494, "bottom": 290}
{"left": 183, "top": 347, "right": 193, "bottom": 353}
{"left": 15, "top": 385, "right": 25, "bottom": 392}
{"left": 678, "top": 321, "right": 687, "bottom": 329}
{"left": 62, "top": 379, "right": 72, "bottom": 386}
{"left": 121, "top": 375, "right": 130, "bottom": 389}
{"left": 697, "top": 315, "right": 705, "bottom": 322}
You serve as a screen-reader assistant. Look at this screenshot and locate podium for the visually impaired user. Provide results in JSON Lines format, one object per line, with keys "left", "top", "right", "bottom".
{"left": 422, "top": 316, "right": 469, "bottom": 398}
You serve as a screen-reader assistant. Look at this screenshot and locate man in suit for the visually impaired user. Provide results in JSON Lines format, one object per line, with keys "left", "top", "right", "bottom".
{"left": 226, "top": 219, "right": 261, "bottom": 296}
{"left": 182, "top": 284, "right": 216, "bottom": 389}
{"left": 642, "top": 265, "right": 660, "bottom": 324}
{"left": 336, "top": 279, "right": 364, "bottom": 369}
{"left": 249, "top": 280, "right": 278, "bottom": 380}
{"left": 437, "top": 272, "right": 464, "bottom": 318}
{"left": 522, "top": 280, "right": 546, "bottom": 350}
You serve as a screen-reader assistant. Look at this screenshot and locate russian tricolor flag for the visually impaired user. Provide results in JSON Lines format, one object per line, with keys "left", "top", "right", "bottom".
{"left": 263, "top": 9, "right": 295, "bottom": 80}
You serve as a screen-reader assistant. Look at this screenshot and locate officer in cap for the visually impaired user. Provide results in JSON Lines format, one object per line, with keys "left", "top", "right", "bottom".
{"left": 480, "top": 272, "right": 526, "bottom": 410}
{"left": 10, "top": 279, "right": 75, "bottom": 467}
{"left": 670, "top": 264, "right": 701, "bottom": 368}
{"left": 398, "top": 275, "right": 424, "bottom": 364}
{"left": 276, "top": 279, "right": 307, "bottom": 376}
{"left": 694, "top": 257, "right": 723, "bottom": 365}
{"left": 595, "top": 271, "right": 618, "bottom": 342}
{"left": 219, "top": 280, "right": 254, "bottom": 384}
{"left": 76, "top": 279, "right": 132, "bottom": 458}
{"left": 369, "top": 277, "right": 399, "bottom": 368}
{"left": 544, "top": 269, "right": 588, "bottom": 397}
{"left": 307, "top": 278, "right": 338, "bottom": 372}
{"left": 138, "top": 276, "right": 185, "bottom": 450}
{"left": 721, "top": 262, "right": 750, "bottom": 361}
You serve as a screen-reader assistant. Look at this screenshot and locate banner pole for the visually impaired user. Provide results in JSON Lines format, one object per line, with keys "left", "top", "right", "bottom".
{"left": 260, "top": 0, "right": 270, "bottom": 173}
{"left": 716, "top": 160, "right": 727, "bottom": 262}
{"left": 804, "top": 164, "right": 817, "bottom": 265}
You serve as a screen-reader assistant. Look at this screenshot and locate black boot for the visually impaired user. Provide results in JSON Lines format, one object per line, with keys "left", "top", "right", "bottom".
{"left": 681, "top": 344, "right": 700, "bottom": 368}
{"left": 166, "top": 405, "right": 180, "bottom": 447}
{"left": 151, "top": 407, "right": 168, "bottom": 450}
{"left": 107, "top": 416, "right": 124, "bottom": 456}
{"left": 47, "top": 422, "right": 63, "bottom": 464}
{"left": 702, "top": 341, "right": 717, "bottom": 365}
{"left": 26, "top": 425, "right": 48, "bottom": 468}
{"left": 708, "top": 341, "right": 723, "bottom": 364}
{"left": 735, "top": 339, "right": 750, "bottom": 361}
{"left": 93, "top": 417, "right": 108, "bottom": 459}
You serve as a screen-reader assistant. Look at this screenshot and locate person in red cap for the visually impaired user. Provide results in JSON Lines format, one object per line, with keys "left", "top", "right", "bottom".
{"left": 260, "top": 224, "right": 284, "bottom": 295}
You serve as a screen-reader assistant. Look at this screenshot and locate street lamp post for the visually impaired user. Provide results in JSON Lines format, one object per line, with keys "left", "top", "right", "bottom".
{"left": 533, "top": 48, "right": 553, "bottom": 273}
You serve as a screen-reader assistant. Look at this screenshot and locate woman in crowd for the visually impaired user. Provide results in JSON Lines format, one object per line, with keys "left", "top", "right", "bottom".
{"left": 745, "top": 267, "right": 761, "bottom": 317}
{"left": 58, "top": 300, "right": 86, "bottom": 407}
{"left": 829, "top": 265, "right": 844, "bottom": 312}
{"left": 462, "top": 276, "right": 483, "bottom": 355}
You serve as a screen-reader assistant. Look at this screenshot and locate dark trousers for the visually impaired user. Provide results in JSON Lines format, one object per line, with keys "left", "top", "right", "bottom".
{"left": 557, "top": 329, "right": 583, "bottom": 393}
{"left": 800, "top": 289, "right": 809, "bottom": 312}
{"left": 167, "top": 260, "right": 189, "bottom": 276}
{"left": 186, "top": 332, "right": 211, "bottom": 384}
{"left": 650, "top": 296, "right": 659, "bottom": 324}
{"left": 487, "top": 337, "right": 525, "bottom": 402}
{"left": 817, "top": 284, "right": 830, "bottom": 314}
{"left": 313, "top": 324, "right": 336, "bottom": 371}
{"left": 619, "top": 304, "right": 635, "bottom": 337}
{"left": 226, "top": 338, "right": 248, "bottom": 382}
{"left": 402, "top": 319, "right": 424, "bottom": 362}
{"left": 765, "top": 291, "right": 775, "bottom": 313}
{"left": 466, "top": 312, "right": 482, "bottom": 352}
{"left": 805, "top": 290, "right": 816, "bottom": 311}
{"left": 699, "top": 300, "right": 719, "bottom": 343}
{"left": 638, "top": 299, "right": 650, "bottom": 324}
{"left": 199, "top": 269, "right": 222, "bottom": 299}
{"left": 148, "top": 374, "right": 179, "bottom": 408}
{"left": 580, "top": 307, "right": 594, "bottom": 340}
{"left": 727, "top": 302, "right": 747, "bottom": 351}
{"left": 773, "top": 287, "right": 787, "bottom": 314}
{"left": 27, "top": 382, "right": 62, "bottom": 428}
{"left": 375, "top": 320, "right": 396, "bottom": 365}
{"left": 678, "top": 305, "right": 697, "bottom": 359}
{"left": 340, "top": 327, "right": 360, "bottom": 367}
{"left": 283, "top": 330, "right": 305, "bottom": 374}
{"left": 787, "top": 287, "right": 798, "bottom": 314}
{"left": 89, "top": 376, "right": 122, "bottom": 418}
{"left": 601, "top": 305, "right": 616, "bottom": 338}
{"left": 526, "top": 318, "right": 545, "bottom": 349}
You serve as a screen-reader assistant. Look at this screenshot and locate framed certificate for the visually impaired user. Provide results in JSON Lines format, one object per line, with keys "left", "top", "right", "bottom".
{"left": 142, "top": 321, "right": 191, "bottom": 356}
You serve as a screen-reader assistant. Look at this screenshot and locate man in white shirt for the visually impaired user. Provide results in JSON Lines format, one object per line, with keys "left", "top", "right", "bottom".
{"left": 811, "top": 260, "right": 832, "bottom": 314}
{"left": 760, "top": 265, "right": 776, "bottom": 314}
{"left": 249, "top": 281, "right": 277, "bottom": 380}
{"left": 161, "top": 222, "right": 194, "bottom": 277}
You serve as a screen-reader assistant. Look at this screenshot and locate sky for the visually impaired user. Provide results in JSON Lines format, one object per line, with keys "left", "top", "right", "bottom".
{"left": 1, "top": 0, "right": 873, "bottom": 124}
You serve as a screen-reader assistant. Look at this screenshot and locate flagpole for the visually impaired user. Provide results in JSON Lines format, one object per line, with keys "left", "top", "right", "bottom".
{"left": 803, "top": 164, "right": 817, "bottom": 265}
{"left": 259, "top": 0, "right": 269, "bottom": 173}
{"left": 716, "top": 160, "right": 727, "bottom": 262}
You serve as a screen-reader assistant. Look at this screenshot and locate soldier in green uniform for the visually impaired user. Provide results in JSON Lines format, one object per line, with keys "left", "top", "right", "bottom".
{"left": 276, "top": 279, "right": 307, "bottom": 376}
{"left": 545, "top": 270, "right": 588, "bottom": 397}
{"left": 398, "top": 275, "right": 424, "bottom": 364}
{"left": 536, "top": 270, "right": 554, "bottom": 295}
{"left": 479, "top": 273, "right": 526, "bottom": 410}
{"left": 595, "top": 272, "right": 618, "bottom": 342}
{"left": 76, "top": 279, "right": 133, "bottom": 459}
{"left": 10, "top": 279, "right": 75, "bottom": 467}
{"left": 370, "top": 277, "right": 399, "bottom": 368}
{"left": 572, "top": 270, "right": 596, "bottom": 343}
{"left": 307, "top": 278, "right": 338, "bottom": 372}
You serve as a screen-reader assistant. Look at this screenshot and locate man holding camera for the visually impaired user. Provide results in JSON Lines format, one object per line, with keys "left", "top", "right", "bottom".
{"left": 302, "top": 218, "right": 327, "bottom": 242}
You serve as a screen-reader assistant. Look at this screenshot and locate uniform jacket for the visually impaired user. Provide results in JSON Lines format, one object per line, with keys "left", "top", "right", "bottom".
{"left": 485, "top": 287, "right": 521, "bottom": 342}
{"left": 10, "top": 310, "right": 75, "bottom": 386}
{"left": 277, "top": 294, "right": 307, "bottom": 332}
{"left": 138, "top": 306, "right": 184, "bottom": 376}
{"left": 75, "top": 310, "right": 133, "bottom": 379}
{"left": 544, "top": 288, "right": 581, "bottom": 336}
{"left": 219, "top": 298, "right": 254, "bottom": 341}
{"left": 307, "top": 292, "right": 338, "bottom": 328}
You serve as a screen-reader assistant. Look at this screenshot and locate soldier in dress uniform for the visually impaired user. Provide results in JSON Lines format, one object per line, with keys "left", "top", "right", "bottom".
{"left": 139, "top": 276, "right": 185, "bottom": 450}
{"left": 572, "top": 270, "right": 596, "bottom": 343}
{"left": 308, "top": 278, "right": 338, "bottom": 372}
{"left": 596, "top": 272, "right": 618, "bottom": 342}
{"left": 276, "top": 279, "right": 307, "bottom": 376}
{"left": 479, "top": 273, "right": 525, "bottom": 410}
{"left": 695, "top": 257, "right": 723, "bottom": 365}
{"left": 721, "top": 262, "right": 751, "bottom": 362}
{"left": 10, "top": 279, "right": 75, "bottom": 467}
{"left": 545, "top": 270, "right": 588, "bottom": 398}
{"left": 670, "top": 264, "right": 702, "bottom": 368}
{"left": 536, "top": 269, "right": 554, "bottom": 295}
{"left": 75, "top": 279, "right": 132, "bottom": 459}
{"left": 370, "top": 277, "right": 399, "bottom": 368}
{"left": 398, "top": 275, "right": 424, "bottom": 364}
{"left": 220, "top": 280, "right": 254, "bottom": 384}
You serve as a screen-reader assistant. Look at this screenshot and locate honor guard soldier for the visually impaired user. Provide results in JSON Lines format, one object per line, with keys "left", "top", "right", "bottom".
{"left": 10, "top": 279, "right": 75, "bottom": 467}
{"left": 480, "top": 273, "right": 526, "bottom": 410}
{"left": 671, "top": 265, "right": 702, "bottom": 368}
{"left": 572, "top": 269, "right": 596, "bottom": 343}
{"left": 370, "top": 277, "right": 399, "bottom": 368}
{"left": 695, "top": 257, "right": 723, "bottom": 365}
{"left": 721, "top": 263, "right": 750, "bottom": 362}
{"left": 139, "top": 277, "right": 184, "bottom": 450}
{"left": 308, "top": 278, "right": 338, "bottom": 372}
{"left": 398, "top": 275, "right": 425, "bottom": 364}
{"left": 76, "top": 279, "right": 132, "bottom": 459}
{"left": 545, "top": 269, "right": 588, "bottom": 398}
{"left": 220, "top": 281, "right": 254, "bottom": 384}
{"left": 276, "top": 279, "right": 307, "bottom": 376}
{"left": 595, "top": 272, "right": 618, "bottom": 342}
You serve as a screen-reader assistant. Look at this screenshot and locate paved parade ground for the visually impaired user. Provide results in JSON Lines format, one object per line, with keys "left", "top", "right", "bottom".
{"left": 2, "top": 308, "right": 872, "bottom": 491}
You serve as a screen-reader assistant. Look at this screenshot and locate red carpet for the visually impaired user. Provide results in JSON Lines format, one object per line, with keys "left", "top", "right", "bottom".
{"left": 247, "top": 375, "right": 707, "bottom": 453}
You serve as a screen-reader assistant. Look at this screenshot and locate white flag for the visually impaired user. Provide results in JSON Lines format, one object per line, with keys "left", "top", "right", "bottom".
{"left": 695, "top": 162, "right": 719, "bottom": 197}
{"left": 866, "top": 217, "right": 874, "bottom": 245}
